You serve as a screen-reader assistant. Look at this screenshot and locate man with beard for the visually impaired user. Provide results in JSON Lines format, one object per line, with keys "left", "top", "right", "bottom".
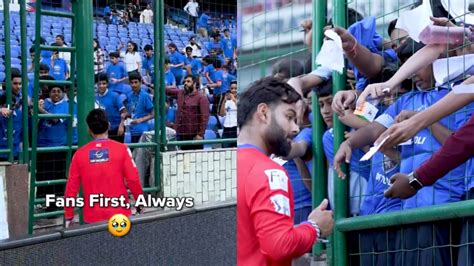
{"left": 237, "top": 77, "right": 334, "bottom": 265}
{"left": 165, "top": 74, "right": 209, "bottom": 150}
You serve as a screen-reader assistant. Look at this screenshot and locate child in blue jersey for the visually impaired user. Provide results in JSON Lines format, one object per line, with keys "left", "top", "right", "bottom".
{"left": 207, "top": 32, "right": 224, "bottom": 55}
{"left": 124, "top": 73, "right": 154, "bottom": 143}
{"left": 201, "top": 55, "right": 215, "bottom": 87}
{"left": 106, "top": 52, "right": 128, "bottom": 95}
{"left": 207, "top": 59, "right": 225, "bottom": 120}
{"left": 49, "top": 50, "right": 69, "bottom": 81}
{"left": 141, "top": 44, "right": 155, "bottom": 88}
{"left": 0, "top": 69, "right": 23, "bottom": 161}
{"left": 95, "top": 73, "right": 128, "bottom": 143}
{"left": 28, "top": 64, "right": 50, "bottom": 99}
{"left": 167, "top": 43, "right": 185, "bottom": 86}
{"left": 36, "top": 77, "right": 69, "bottom": 202}
{"left": 221, "top": 29, "right": 236, "bottom": 60}
{"left": 184, "top": 47, "right": 203, "bottom": 78}
{"left": 164, "top": 59, "right": 177, "bottom": 89}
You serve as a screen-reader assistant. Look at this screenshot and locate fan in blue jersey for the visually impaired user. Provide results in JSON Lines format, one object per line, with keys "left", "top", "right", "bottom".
{"left": 95, "top": 73, "right": 128, "bottom": 143}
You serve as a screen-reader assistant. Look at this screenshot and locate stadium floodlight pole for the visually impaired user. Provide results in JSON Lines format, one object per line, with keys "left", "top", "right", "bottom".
{"left": 154, "top": 0, "right": 166, "bottom": 193}
{"left": 311, "top": 0, "right": 328, "bottom": 259}
{"left": 72, "top": 0, "right": 95, "bottom": 146}
{"left": 20, "top": 0, "right": 30, "bottom": 164}
{"left": 3, "top": 0, "right": 13, "bottom": 162}
{"left": 332, "top": 0, "right": 348, "bottom": 265}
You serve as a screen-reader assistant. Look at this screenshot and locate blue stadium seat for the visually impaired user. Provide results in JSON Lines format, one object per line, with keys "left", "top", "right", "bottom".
{"left": 204, "top": 130, "right": 217, "bottom": 150}
{"left": 28, "top": 72, "right": 34, "bottom": 81}
{"left": 11, "top": 64, "right": 21, "bottom": 70}
{"left": 0, "top": 65, "right": 5, "bottom": 72}
{"left": 11, "top": 58, "right": 21, "bottom": 65}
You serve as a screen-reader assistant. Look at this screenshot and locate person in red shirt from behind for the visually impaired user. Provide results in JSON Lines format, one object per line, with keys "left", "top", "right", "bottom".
{"left": 64, "top": 109, "right": 144, "bottom": 226}
{"left": 237, "top": 77, "right": 334, "bottom": 265}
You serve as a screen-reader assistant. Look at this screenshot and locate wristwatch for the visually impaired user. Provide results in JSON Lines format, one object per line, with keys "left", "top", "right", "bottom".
{"left": 306, "top": 220, "right": 321, "bottom": 239}
{"left": 407, "top": 172, "right": 424, "bottom": 191}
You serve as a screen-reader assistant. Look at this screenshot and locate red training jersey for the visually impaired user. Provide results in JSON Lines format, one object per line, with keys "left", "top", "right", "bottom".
{"left": 237, "top": 146, "right": 317, "bottom": 266}
{"left": 64, "top": 139, "right": 144, "bottom": 223}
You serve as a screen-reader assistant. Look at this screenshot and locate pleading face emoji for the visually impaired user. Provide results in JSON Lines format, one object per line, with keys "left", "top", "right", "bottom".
{"left": 108, "top": 214, "right": 131, "bottom": 237}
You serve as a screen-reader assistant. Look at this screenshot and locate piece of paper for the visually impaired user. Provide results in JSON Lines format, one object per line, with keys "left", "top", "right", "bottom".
{"left": 360, "top": 135, "right": 391, "bottom": 161}
{"left": 440, "top": 0, "right": 474, "bottom": 25}
{"left": 398, "top": 139, "right": 413, "bottom": 146}
{"left": 433, "top": 54, "right": 474, "bottom": 86}
{"left": 354, "top": 101, "right": 379, "bottom": 122}
{"left": 316, "top": 30, "right": 344, "bottom": 74}
{"left": 395, "top": 0, "right": 433, "bottom": 42}
{"left": 270, "top": 155, "right": 288, "bottom": 166}
{"left": 453, "top": 84, "right": 474, "bottom": 94}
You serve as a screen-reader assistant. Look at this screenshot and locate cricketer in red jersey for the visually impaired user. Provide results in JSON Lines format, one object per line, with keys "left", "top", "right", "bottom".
{"left": 64, "top": 109, "right": 144, "bottom": 225}
{"left": 237, "top": 77, "right": 334, "bottom": 265}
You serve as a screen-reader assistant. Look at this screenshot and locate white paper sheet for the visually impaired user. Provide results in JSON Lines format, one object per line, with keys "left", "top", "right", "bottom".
{"left": 453, "top": 84, "right": 474, "bottom": 94}
{"left": 433, "top": 54, "right": 474, "bottom": 86}
{"left": 316, "top": 30, "right": 344, "bottom": 74}
{"left": 360, "top": 135, "right": 391, "bottom": 161}
{"left": 440, "top": 0, "right": 474, "bottom": 25}
{"left": 395, "top": 0, "right": 433, "bottom": 42}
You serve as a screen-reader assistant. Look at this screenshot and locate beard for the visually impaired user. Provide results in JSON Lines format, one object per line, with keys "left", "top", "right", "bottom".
{"left": 265, "top": 117, "right": 292, "bottom": 157}
{"left": 184, "top": 84, "right": 194, "bottom": 93}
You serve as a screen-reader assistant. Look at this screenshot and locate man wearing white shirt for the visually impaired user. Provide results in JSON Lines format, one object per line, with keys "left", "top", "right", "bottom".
{"left": 183, "top": 0, "right": 199, "bottom": 33}
{"left": 183, "top": 36, "right": 202, "bottom": 58}
{"left": 140, "top": 5, "right": 153, "bottom": 24}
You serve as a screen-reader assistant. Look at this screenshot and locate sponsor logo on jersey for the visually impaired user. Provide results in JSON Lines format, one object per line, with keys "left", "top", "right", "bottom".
{"left": 270, "top": 194, "right": 291, "bottom": 217}
{"left": 89, "top": 148, "right": 110, "bottom": 163}
{"left": 265, "top": 169, "right": 288, "bottom": 192}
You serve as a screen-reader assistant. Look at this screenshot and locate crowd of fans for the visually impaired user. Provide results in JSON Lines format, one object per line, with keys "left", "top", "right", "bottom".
{"left": 258, "top": 1, "right": 474, "bottom": 265}
{"left": 0, "top": 4, "right": 238, "bottom": 214}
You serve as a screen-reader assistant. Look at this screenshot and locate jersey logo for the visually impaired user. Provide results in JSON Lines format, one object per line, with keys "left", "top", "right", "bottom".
{"left": 265, "top": 169, "right": 288, "bottom": 192}
{"left": 270, "top": 194, "right": 291, "bottom": 217}
{"left": 89, "top": 148, "right": 109, "bottom": 163}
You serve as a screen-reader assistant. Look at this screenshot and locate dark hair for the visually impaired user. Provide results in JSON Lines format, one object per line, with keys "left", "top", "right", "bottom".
{"left": 168, "top": 43, "right": 177, "bottom": 50}
{"left": 272, "top": 58, "right": 304, "bottom": 79}
{"left": 230, "top": 80, "right": 237, "bottom": 85}
{"left": 185, "top": 46, "right": 193, "bottom": 52}
{"left": 164, "top": 58, "right": 171, "bottom": 65}
{"left": 109, "top": 51, "right": 120, "bottom": 58}
{"left": 184, "top": 74, "right": 197, "bottom": 84}
{"left": 315, "top": 79, "right": 333, "bottom": 98}
{"left": 397, "top": 37, "right": 425, "bottom": 63}
{"left": 388, "top": 19, "right": 398, "bottom": 36}
{"left": 86, "top": 109, "right": 109, "bottom": 134}
{"left": 39, "top": 63, "right": 50, "bottom": 72}
{"left": 223, "top": 29, "right": 229, "bottom": 33}
{"left": 144, "top": 44, "right": 153, "bottom": 51}
{"left": 127, "top": 41, "right": 138, "bottom": 53}
{"left": 128, "top": 72, "right": 141, "bottom": 82}
{"left": 212, "top": 57, "right": 222, "bottom": 68}
{"left": 55, "top": 34, "right": 64, "bottom": 41}
{"left": 93, "top": 38, "right": 100, "bottom": 51}
{"left": 237, "top": 77, "right": 302, "bottom": 128}
{"left": 328, "top": 7, "right": 364, "bottom": 27}
{"left": 11, "top": 68, "right": 21, "bottom": 80}
{"left": 211, "top": 32, "right": 220, "bottom": 39}
{"left": 40, "top": 75, "right": 65, "bottom": 93}
{"left": 97, "top": 73, "right": 108, "bottom": 83}
{"left": 29, "top": 46, "right": 35, "bottom": 54}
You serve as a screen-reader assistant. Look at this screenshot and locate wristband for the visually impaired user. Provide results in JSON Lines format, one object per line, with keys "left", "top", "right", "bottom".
{"left": 303, "top": 220, "right": 321, "bottom": 239}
